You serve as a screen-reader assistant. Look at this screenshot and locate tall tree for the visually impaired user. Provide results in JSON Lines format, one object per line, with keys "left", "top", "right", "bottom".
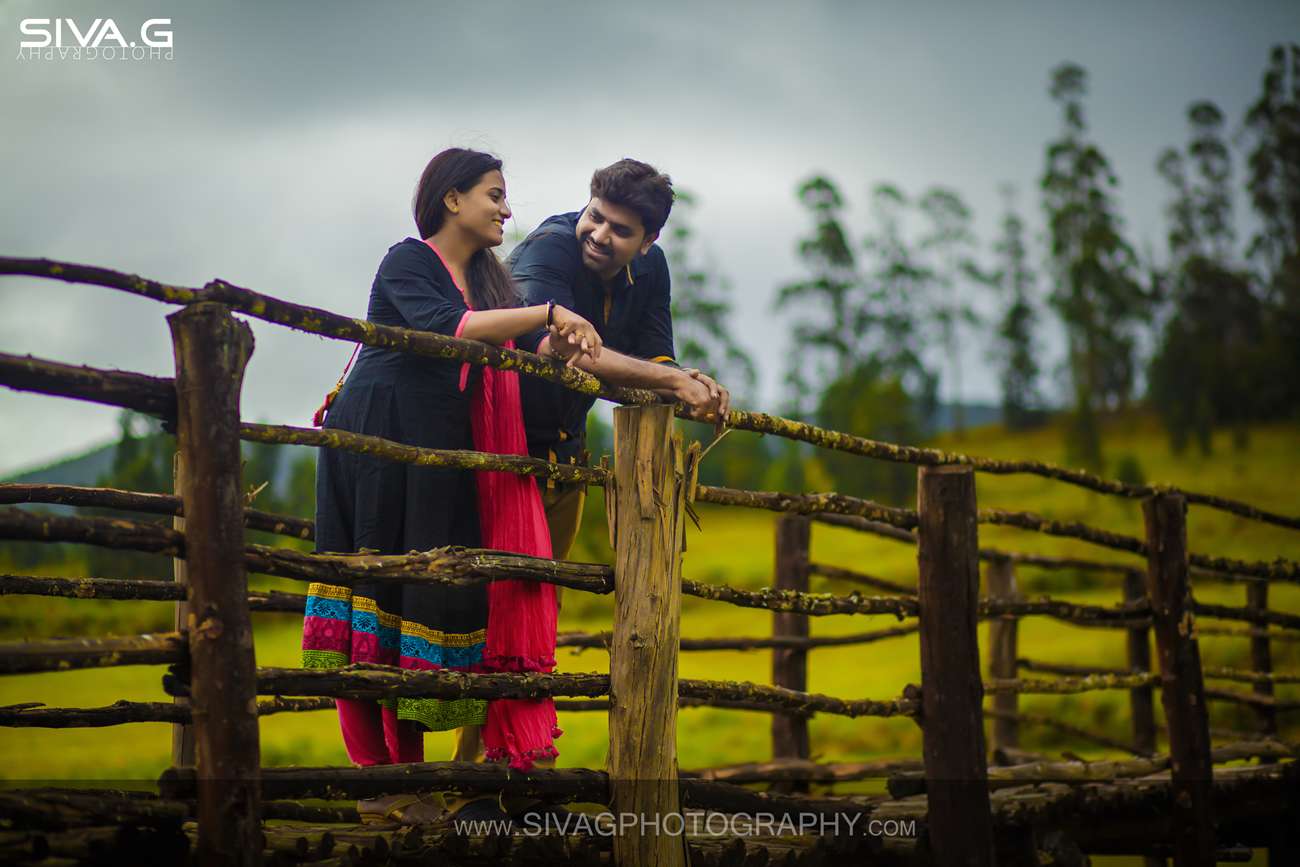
{"left": 1149, "top": 101, "right": 1264, "bottom": 453}
{"left": 989, "top": 185, "right": 1041, "bottom": 430}
{"left": 775, "top": 176, "right": 862, "bottom": 417}
{"left": 861, "top": 184, "right": 937, "bottom": 409}
{"left": 918, "top": 187, "right": 981, "bottom": 434}
{"left": 776, "top": 177, "right": 932, "bottom": 503}
{"left": 1243, "top": 43, "right": 1300, "bottom": 418}
{"left": 1040, "top": 63, "right": 1151, "bottom": 469}
{"left": 663, "top": 190, "right": 758, "bottom": 403}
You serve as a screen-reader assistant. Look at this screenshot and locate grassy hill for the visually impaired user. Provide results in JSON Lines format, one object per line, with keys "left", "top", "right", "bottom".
{"left": 2, "top": 411, "right": 1296, "bottom": 790}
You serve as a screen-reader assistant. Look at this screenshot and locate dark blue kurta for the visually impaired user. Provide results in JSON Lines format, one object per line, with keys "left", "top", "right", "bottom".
{"left": 301, "top": 237, "right": 488, "bottom": 732}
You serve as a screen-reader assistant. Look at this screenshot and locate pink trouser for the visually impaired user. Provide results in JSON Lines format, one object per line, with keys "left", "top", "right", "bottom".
{"left": 336, "top": 698, "right": 424, "bottom": 765}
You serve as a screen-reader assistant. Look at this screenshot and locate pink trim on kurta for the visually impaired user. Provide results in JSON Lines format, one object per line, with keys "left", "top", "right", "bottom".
{"left": 423, "top": 239, "right": 475, "bottom": 392}
{"left": 454, "top": 311, "right": 473, "bottom": 391}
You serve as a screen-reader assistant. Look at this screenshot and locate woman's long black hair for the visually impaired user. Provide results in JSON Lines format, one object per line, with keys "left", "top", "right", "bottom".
{"left": 412, "top": 148, "right": 520, "bottom": 311}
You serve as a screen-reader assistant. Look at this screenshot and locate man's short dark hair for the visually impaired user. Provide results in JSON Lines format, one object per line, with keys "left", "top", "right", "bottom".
{"left": 589, "top": 159, "right": 674, "bottom": 236}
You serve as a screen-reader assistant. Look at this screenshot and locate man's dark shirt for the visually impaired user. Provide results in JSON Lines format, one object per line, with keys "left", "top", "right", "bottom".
{"left": 507, "top": 210, "right": 676, "bottom": 465}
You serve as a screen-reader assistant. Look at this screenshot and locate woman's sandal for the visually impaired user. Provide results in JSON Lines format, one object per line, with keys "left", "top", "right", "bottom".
{"left": 357, "top": 793, "right": 446, "bottom": 826}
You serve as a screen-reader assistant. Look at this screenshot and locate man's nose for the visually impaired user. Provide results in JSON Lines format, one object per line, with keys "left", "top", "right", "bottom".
{"left": 591, "top": 225, "right": 610, "bottom": 245}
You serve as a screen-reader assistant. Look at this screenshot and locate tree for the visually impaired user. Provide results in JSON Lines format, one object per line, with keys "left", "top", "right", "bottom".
{"left": 775, "top": 177, "right": 934, "bottom": 503}
{"left": 1040, "top": 63, "right": 1152, "bottom": 469}
{"left": 775, "top": 176, "right": 863, "bottom": 418}
{"left": 989, "top": 185, "right": 1042, "bottom": 430}
{"left": 663, "top": 190, "right": 758, "bottom": 403}
{"left": 1149, "top": 101, "right": 1265, "bottom": 453}
{"left": 1242, "top": 43, "right": 1300, "bottom": 419}
{"left": 918, "top": 187, "right": 981, "bottom": 434}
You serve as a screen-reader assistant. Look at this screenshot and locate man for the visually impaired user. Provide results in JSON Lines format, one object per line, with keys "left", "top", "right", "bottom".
{"left": 447, "top": 160, "right": 728, "bottom": 808}
{"left": 508, "top": 158, "right": 730, "bottom": 561}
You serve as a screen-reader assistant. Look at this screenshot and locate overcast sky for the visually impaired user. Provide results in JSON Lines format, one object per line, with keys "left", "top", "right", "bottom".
{"left": 1, "top": 0, "right": 1294, "bottom": 476}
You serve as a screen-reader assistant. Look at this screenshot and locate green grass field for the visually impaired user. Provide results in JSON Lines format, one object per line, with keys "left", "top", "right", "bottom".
{"left": 3, "top": 412, "right": 1297, "bottom": 788}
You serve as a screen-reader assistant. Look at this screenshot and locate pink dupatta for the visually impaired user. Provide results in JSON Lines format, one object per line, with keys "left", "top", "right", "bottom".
{"left": 425, "top": 240, "right": 561, "bottom": 771}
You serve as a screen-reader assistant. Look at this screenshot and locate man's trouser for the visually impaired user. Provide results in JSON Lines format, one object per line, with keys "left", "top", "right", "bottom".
{"left": 451, "top": 481, "right": 587, "bottom": 764}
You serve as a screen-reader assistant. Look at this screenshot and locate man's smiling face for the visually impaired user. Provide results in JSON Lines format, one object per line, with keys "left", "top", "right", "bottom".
{"left": 575, "top": 197, "right": 657, "bottom": 280}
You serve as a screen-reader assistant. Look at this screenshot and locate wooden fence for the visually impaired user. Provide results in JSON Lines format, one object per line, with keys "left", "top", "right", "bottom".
{"left": 0, "top": 255, "right": 1297, "bottom": 866}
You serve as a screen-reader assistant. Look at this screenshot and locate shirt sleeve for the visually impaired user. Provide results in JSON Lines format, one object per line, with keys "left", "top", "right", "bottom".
{"left": 376, "top": 244, "right": 470, "bottom": 336}
{"left": 508, "top": 230, "right": 579, "bottom": 353}
{"left": 634, "top": 249, "right": 677, "bottom": 366}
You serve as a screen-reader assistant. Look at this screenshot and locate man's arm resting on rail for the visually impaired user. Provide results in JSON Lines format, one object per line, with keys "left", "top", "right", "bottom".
{"left": 539, "top": 333, "right": 719, "bottom": 418}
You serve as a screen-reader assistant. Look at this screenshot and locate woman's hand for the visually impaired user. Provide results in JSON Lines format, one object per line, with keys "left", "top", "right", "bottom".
{"left": 548, "top": 306, "right": 602, "bottom": 366}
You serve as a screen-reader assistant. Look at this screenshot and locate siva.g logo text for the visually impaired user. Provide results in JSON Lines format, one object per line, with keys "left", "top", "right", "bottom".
{"left": 17, "top": 18, "right": 174, "bottom": 62}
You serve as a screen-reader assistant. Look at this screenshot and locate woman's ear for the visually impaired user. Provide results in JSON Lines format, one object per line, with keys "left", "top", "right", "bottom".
{"left": 444, "top": 190, "right": 460, "bottom": 215}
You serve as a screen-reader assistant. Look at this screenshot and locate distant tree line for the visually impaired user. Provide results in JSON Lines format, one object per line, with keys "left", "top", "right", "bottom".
{"left": 744, "top": 42, "right": 1300, "bottom": 505}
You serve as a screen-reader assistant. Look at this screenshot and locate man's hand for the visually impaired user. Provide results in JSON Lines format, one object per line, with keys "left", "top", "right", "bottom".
{"left": 671, "top": 369, "right": 724, "bottom": 423}
{"left": 682, "top": 368, "right": 730, "bottom": 422}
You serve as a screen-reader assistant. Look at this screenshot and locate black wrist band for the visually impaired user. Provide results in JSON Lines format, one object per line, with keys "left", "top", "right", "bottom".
{"left": 546, "top": 300, "right": 555, "bottom": 328}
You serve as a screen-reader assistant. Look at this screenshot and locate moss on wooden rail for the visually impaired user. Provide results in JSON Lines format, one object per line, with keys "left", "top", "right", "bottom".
{"left": 694, "top": 485, "right": 918, "bottom": 529}
{"left": 0, "top": 632, "right": 186, "bottom": 674}
{"left": 0, "top": 506, "right": 614, "bottom": 594}
{"left": 0, "top": 697, "right": 334, "bottom": 727}
{"left": 981, "top": 597, "right": 1151, "bottom": 627}
{"left": 984, "top": 672, "right": 1160, "bottom": 695}
{"left": 240, "top": 422, "right": 606, "bottom": 486}
{"left": 681, "top": 578, "right": 918, "bottom": 618}
{"left": 888, "top": 740, "right": 1298, "bottom": 797}
{"left": 245, "top": 664, "right": 915, "bottom": 719}
{"left": 558, "top": 625, "right": 919, "bottom": 651}
{"left": 816, "top": 512, "right": 1275, "bottom": 585}
{"left": 0, "top": 482, "right": 313, "bottom": 540}
{"left": 0, "top": 351, "right": 177, "bottom": 420}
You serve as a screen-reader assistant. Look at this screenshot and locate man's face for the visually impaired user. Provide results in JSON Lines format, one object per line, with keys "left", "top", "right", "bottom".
{"left": 575, "top": 197, "right": 658, "bottom": 280}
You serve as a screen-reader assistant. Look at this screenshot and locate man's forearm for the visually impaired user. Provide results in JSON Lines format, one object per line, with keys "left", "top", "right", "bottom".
{"left": 567, "top": 343, "right": 681, "bottom": 390}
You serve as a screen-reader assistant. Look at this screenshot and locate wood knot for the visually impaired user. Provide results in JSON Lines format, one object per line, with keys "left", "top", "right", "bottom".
{"left": 195, "top": 616, "right": 224, "bottom": 640}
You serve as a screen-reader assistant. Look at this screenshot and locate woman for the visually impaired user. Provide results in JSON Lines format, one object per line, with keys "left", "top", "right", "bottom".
{"left": 300, "top": 148, "right": 600, "bottom": 824}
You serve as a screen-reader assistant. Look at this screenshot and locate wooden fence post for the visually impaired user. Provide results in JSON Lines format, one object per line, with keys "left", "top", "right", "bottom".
{"left": 608, "top": 404, "right": 686, "bottom": 867}
{"left": 1246, "top": 583, "right": 1277, "bottom": 740}
{"left": 1143, "top": 493, "right": 1214, "bottom": 867}
{"left": 985, "top": 559, "right": 1019, "bottom": 754}
{"left": 171, "top": 450, "right": 196, "bottom": 769}
{"left": 772, "top": 514, "right": 811, "bottom": 792}
{"left": 167, "top": 302, "right": 261, "bottom": 867}
{"left": 1123, "top": 571, "right": 1158, "bottom": 757}
{"left": 916, "top": 466, "right": 996, "bottom": 867}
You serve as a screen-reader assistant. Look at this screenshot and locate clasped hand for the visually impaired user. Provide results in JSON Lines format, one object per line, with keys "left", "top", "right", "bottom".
{"left": 546, "top": 306, "right": 603, "bottom": 367}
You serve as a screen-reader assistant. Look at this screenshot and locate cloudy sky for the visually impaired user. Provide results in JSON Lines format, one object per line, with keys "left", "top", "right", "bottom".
{"left": 1, "top": 0, "right": 1294, "bottom": 476}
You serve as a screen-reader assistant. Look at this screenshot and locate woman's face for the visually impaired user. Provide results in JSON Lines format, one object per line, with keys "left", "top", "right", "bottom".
{"left": 451, "top": 169, "right": 511, "bottom": 248}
